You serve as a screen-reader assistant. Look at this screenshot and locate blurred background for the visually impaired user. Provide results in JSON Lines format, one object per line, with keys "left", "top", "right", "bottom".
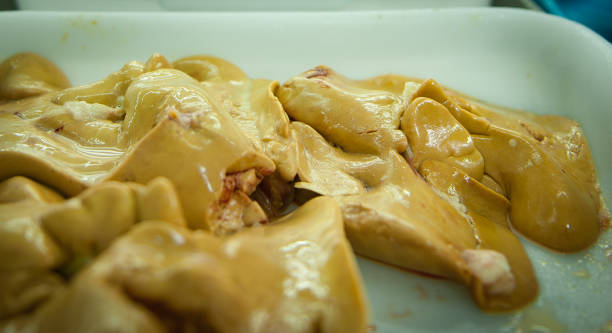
{"left": 0, "top": 0, "right": 610, "bottom": 41}
{"left": 0, "top": 0, "right": 538, "bottom": 10}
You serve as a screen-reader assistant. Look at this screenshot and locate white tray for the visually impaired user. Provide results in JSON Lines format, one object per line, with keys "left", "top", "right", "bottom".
{"left": 1, "top": 9, "right": 610, "bottom": 332}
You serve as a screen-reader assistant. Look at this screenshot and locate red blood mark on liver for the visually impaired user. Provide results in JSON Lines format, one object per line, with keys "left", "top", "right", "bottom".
{"left": 306, "top": 66, "right": 328, "bottom": 79}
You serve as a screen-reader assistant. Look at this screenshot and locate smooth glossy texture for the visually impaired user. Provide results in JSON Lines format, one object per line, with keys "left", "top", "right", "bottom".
{"left": 0, "top": 9, "right": 611, "bottom": 332}
{"left": 278, "top": 66, "right": 408, "bottom": 154}
{"left": 9, "top": 197, "right": 368, "bottom": 333}
{"left": 0, "top": 54, "right": 279, "bottom": 234}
